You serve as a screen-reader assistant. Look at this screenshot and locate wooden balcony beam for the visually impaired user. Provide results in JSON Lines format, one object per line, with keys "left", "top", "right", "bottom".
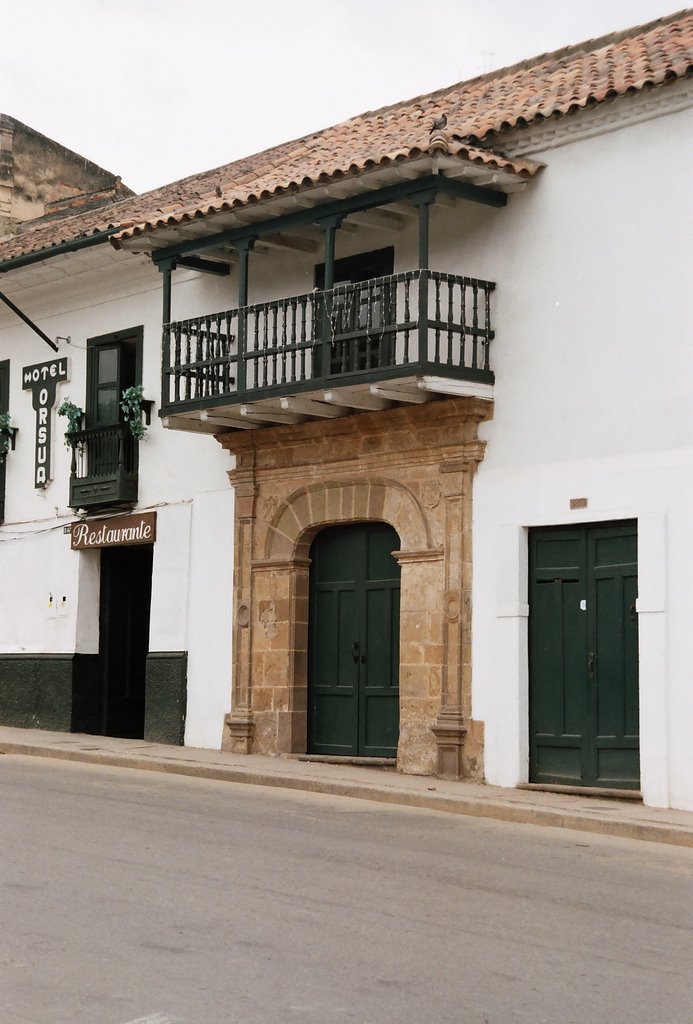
{"left": 369, "top": 383, "right": 433, "bottom": 404}
{"left": 417, "top": 377, "right": 495, "bottom": 401}
{"left": 383, "top": 202, "right": 419, "bottom": 219}
{"left": 345, "top": 209, "right": 407, "bottom": 232}
{"left": 240, "top": 405, "right": 305, "bottom": 425}
{"left": 280, "top": 396, "right": 349, "bottom": 418}
{"left": 163, "top": 413, "right": 232, "bottom": 433}
{"left": 200, "top": 410, "right": 259, "bottom": 430}
{"left": 323, "top": 388, "right": 393, "bottom": 411}
{"left": 177, "top": 256, "right": 231, "bottom": 276}
{"left": 262, "top": 233, "right": 319, "bottom": 254}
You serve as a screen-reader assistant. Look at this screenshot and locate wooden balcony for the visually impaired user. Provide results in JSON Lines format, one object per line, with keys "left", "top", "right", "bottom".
{"left": 161, "top": 270, "right": 495, "bottom": 431}
{"left": 67, "top": 422, "right": 139, "bottom": 510}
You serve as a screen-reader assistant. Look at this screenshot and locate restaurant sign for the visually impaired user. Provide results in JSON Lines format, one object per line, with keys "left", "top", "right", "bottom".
{"left": 70, "top": 511, "right": 157, "bottom": 550}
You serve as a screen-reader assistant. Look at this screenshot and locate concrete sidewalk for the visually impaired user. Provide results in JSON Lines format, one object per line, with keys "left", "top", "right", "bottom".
{"left": 1, "top": 725, "right": 692, "bottom": 848}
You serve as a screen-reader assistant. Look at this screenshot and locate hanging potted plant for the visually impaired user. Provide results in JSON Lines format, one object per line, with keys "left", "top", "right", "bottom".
{"left": 120, "top": 385, "right": 148, "bottom": 440}
{"left": 57, "top": 398, "right": 84, "bottom": 446}
{"left": 0, "top": 411, "right": 17, "bottom": 463}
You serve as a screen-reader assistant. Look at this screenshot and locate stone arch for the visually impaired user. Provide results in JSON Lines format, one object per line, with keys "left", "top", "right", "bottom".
{"left": 263, "top": 477, "right": 434, "bottom": 561}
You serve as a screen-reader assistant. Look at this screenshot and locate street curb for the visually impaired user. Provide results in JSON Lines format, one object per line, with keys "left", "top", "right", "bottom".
{"left": 2, "top": 741, "right": 692, "bottom": 849}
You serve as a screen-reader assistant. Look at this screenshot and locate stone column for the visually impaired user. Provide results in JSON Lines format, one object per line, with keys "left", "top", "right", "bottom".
{"left": 285, "top": 558, "right": 311, "bottom": 753}
{"left": 431, "top": 442, "right": 486, "bottom": 779}
{"left": 223, "top": 444, "right": 257, "bottom": 753}
{"left": 395, "top": 549, "right": 445, "bottom": 776}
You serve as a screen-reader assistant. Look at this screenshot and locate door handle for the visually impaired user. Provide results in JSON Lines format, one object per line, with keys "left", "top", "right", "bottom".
{"left": 351, "top": 641, "right": 366, "bottom": 664}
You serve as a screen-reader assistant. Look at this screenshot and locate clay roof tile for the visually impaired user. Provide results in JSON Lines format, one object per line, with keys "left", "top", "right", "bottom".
{"left": 1, "top": 10, "right": 690, "bottom": 263}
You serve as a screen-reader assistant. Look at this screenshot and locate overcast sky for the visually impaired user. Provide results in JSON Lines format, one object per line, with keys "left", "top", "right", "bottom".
{"left": 1, "top": 0, "right": 682, "bottom": 194}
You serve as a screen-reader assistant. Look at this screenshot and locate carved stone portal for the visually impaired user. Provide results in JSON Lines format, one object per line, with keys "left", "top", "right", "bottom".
{"left": 218, "top": 397, "right": 490, "bottom": 779}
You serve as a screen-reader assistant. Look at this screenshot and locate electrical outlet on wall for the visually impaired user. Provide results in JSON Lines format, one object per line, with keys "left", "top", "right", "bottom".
{"left": 47, "top": 594, "right": 57, "bottom": 620}
{"left": 58, "top": 595, "right": 69, "bottom": 618}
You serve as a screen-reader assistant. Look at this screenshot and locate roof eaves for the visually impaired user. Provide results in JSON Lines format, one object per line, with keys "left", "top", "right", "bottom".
{"left": 0, "top": 227, "right": 118, "bottom": 274}
{"left": 111, "top": 143, "right": 539, "bottom": 248}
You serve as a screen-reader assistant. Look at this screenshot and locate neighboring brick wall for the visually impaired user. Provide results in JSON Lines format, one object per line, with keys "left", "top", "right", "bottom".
{"left": 0, "top": 114, "right": 131, "bottom": 237}
{"left": 220, "top": 396, "right": 491, "bottom": 780}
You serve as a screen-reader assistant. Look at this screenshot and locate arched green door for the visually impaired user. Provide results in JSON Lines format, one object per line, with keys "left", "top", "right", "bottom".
{"left": 308, "top": 522, "right": 400, "bottom": 757}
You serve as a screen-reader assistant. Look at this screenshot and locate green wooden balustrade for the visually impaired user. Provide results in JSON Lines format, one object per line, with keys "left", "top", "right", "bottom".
{"left": 161, "top": 269, "right": 495, "bottom": 415}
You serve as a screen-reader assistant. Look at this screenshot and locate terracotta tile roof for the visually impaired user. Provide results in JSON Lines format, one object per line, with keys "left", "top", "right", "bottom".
{"left": 1, "top": 9, "right": 690, "bottom": 265}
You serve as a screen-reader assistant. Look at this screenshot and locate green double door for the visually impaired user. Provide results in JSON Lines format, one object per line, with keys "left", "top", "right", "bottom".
{"left": 308, "top": 522, "right": 400, "bottom": 758}
{"left": 529, "top": 522, "right": 640, "bottom": 790}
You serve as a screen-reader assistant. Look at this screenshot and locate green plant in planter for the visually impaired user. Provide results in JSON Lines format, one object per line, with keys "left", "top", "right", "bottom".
{"left": 120, "top": 385, "right": 147, "bottom": 440}
{"left": 0, "top": 411, "right": 13, "bottom": 462}
{"left": 57, "top": 399, "right": 84, "bottom": 445}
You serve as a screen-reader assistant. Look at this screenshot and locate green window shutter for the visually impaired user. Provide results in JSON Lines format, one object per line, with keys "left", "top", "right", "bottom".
{"left": 86, "top": 328, "right": 142, "bottom": 428}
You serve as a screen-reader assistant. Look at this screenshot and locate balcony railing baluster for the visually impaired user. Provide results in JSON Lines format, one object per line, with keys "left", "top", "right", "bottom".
{"left": 471, "top": 283, "right": 479, "bottom": 371}
{"left": 174, "top": 324, "right": 182, "bottom": 402}
{"left": 460, "top": 280, "right": 467, "bottom": 369}
{"left": 290, "top": 298, "right": 297, "bottom": 383}
{"left": 484, "top": 283, "right": 493, "bottom": 372}
{"left": 299, "top": 296, "right": 308, "bottom": 381}
{"left": 431, "top": 276, "right": 439, "bottom": 363}
{"left": 403, "top": 277, "right": 411, "bottom": 364}
{"left": 269, "top": 305, "right": 277, "bottom": 387}
{"left": 280, "top": 299, "right": 287, "bottom": 384}
{"left": 446, "top": 279, "right": 454, "bottom": 366}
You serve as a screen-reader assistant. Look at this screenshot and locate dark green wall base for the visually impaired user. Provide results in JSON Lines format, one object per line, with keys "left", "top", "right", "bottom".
{"left": 0, "top": 651, "right": 187, "bottom": 745}
{"left": 0, "top": 654, "right": 79, "bottom": 732}
{"left": 72, "top": 654, "right": 101, "bottom": 733}
{"left": 144, "top": 652, "right": 187, "bottom": 745}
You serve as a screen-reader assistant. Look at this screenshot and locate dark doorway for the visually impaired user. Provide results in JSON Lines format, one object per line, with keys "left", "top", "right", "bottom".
{"left": 308, "top": 522, "right": 400, "bottom": 757}
{"left": 315, "top": 247, "right": 395, "bottom": 376}
{"left": 529, "top": 521, "right": 639, "bottom": 789}
{"left": 98, "top": 544, "right": 153, "bottom": 739}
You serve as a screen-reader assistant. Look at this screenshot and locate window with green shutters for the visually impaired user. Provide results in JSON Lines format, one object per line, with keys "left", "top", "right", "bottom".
{"left": 86, "top": 328, "right": 142, "bottom": 429}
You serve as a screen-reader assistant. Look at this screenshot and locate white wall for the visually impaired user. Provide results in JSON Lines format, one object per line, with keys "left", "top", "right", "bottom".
{"left": 0, "top": 248, "right": 237, "bottom": 747}
{"left": 466, "top": 104, "right": 693, "bottom": 810}
{"left": 184, "top": 488, "right": 234, "bottom": 748}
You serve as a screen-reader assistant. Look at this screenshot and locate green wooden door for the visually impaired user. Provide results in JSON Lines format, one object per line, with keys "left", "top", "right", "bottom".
{"left": 308, "top": 522, "right": 400, "bottom": 757}
{"left": 529, "top": 522, "right": 639, "bottom": 789}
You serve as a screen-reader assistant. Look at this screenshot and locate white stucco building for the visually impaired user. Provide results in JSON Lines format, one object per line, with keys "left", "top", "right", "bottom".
{"left": 1, "top": 11, "right": 691, "bottom": 808}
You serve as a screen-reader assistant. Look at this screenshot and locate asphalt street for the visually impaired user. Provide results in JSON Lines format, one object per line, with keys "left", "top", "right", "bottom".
{"left": 1, "top": 755, "right": 691, "bottom": 1024}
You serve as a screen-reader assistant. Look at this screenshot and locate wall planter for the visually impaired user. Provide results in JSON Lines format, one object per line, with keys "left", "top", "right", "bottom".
{"left": 120, "top": 385, "right": 153, "bottom": 441}
{"left": 0, "top": 412, "right": 17, "bottom": 463}
{"left": 57, "top": 399, "right": 84, "bottom": 446}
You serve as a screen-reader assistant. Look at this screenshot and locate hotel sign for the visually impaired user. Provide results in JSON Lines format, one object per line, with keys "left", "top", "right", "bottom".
{"left": 22, "top": 357, "right": 70, "bottom": 488}
{"left": 70, "top": 511, "right": 157, "bottom": 550}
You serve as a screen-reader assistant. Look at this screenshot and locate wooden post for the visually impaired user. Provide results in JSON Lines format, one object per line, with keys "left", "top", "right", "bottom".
{"left": 235, "top": 237, "right": 255, "bottom": 396}
{"left": 159, "top": 259, "right": 175, "bottom": 408}
{"left": 410, "top": 191, "right": 436, "bottom": 363}
{"left": 315, "top": 215, "right": 343, "bottom": 379}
